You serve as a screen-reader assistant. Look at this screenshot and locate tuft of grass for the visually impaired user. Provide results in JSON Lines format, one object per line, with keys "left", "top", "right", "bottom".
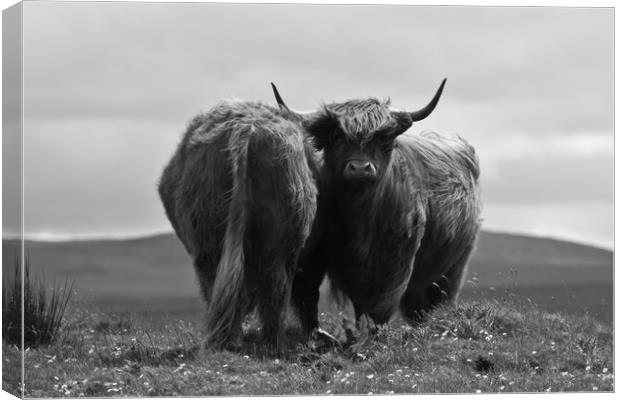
{"left": 2, "top": 256, "right": 75, "bottom": 347}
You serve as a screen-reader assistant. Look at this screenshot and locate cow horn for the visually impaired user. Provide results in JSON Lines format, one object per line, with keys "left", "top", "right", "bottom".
{"left": 270, "top": 82, "right": 319, "bottom": 123}
{"left": 271, "top": 82, "right": 291, "bottom": 112}
{"left": 409, "top": 78, "right": 447, "bottom": 122}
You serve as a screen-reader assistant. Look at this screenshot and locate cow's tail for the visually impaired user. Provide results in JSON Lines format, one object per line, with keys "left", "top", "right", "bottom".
{"left": 203, "top": 127, "right": 252, "bottom": 349}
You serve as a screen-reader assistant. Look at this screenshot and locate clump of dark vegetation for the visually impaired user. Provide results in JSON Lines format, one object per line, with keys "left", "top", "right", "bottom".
{"left": 2, "top": 256, "right": 74, "bottom": 347}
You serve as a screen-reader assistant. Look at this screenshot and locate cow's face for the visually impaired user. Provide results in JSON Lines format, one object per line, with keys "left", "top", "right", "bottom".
{"left": 305, "top": 99, "right": 413, "bottom": 188}
{"left": 270, "top": 79, "right": 446, "bottom": 190}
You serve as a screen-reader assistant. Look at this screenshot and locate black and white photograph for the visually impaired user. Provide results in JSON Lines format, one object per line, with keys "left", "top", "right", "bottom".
{"left": 1, "top": 1, "right": 614, "bottom": 397}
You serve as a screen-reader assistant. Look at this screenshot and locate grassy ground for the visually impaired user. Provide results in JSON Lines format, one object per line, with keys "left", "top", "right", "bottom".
{"left": 2, "top": 297, "right": 613, "bottom": 397}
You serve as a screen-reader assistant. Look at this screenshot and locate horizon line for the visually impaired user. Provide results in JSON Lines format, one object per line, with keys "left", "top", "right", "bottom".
{"left": 1, "top": 228, "right": 613, "bottom": 251}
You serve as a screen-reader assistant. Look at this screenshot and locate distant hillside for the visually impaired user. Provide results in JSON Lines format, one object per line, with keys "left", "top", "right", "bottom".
{"left": 2, "top": 230, "right": 613, "bottom": 300}
{"left": 475, "top": 231, "right": 612, "bottom": 267}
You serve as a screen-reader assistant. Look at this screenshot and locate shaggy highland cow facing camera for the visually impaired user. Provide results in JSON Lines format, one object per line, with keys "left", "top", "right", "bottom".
{"left": 158, "top": 100, "right": 318, "bottom": 351}
{"left": 273, "top": 80, "right": 481, "bottom": 336}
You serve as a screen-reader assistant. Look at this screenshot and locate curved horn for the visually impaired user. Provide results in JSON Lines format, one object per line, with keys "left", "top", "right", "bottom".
{"left": 409, "top": 78, "right": 447, "bottom": 122}
{"left": 270, "top": 82, "right": 320, "bottom": 123}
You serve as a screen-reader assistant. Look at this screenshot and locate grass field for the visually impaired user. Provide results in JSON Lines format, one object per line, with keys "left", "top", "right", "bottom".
{"left": 2, "top": 298, "right": 613, "bottom": 396}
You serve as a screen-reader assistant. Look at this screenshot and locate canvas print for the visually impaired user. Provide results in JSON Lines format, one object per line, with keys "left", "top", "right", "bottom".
{"left": 2, "top": 1, "right": 613, "bottom": 397}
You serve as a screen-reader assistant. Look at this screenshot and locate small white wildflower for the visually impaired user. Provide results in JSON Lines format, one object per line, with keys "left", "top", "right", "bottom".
{"left": 274, "top": 359, "right": 280, "bottom": 364}
{"left": 500, "top": 386, "right": 505, "bottom": 390}
{"left": 405, "top": 374, "right": 411, "bottom": 378}
{"left": 593, "top": 387, "right": 599, "bottom": 391}
{"left": 475, "top": 390, "right": 481, "bottom": 394}
{"left": 396, "top": 369, "right": 402, "bottom": 374}
{"left": 243, "top": 355, "right": 249, "bottom": 359}
{"left": 531, "top": 351, "right": 537, "bottom": 355}
{"left": 585, "top": 366, "right": 591, "bottom": 372}
{"left": 411, "top": 384, "right": 417, "bottom": 389}
{"left": 366, "top": 374, "right": 375, "bottom": 379}
{"left": 561, "top": 371, "right": 569, "bottom": 376}
{"left": 603, "top": 368, "right": 608, "bottom": 373}
{"left": 545, "top": 388, "right": 551, "bottom": 392}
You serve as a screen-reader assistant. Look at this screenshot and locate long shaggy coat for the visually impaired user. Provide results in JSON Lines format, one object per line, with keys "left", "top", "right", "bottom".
{"left": 291, "top": 97, "right": 481, "bottom": 330}
{"left": 158, "top": 101, "right": 318, "bottom": 350}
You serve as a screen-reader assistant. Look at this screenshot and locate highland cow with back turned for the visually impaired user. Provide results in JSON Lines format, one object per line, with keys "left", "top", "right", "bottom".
{"left": 158, "top": 100, "right": 318, "bottom": 351}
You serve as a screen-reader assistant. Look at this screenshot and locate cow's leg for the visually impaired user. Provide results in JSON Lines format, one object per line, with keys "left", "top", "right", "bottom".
{"left": 438, "top": 243, "right": 475, "bottom": 303}
{"left": 193, "top": 253, "right": 217, "bottom": 303}
{"left": 255, "top": 256, "right": 295, "bottom": 353}
{"left": 399, "top": 283, "right": 433, "bottom": 325}
{"left": 291, "top": 249, "right": 327, "bottom": 337}
{"left": 400, "top": 246, "right": 475, "bottom": 325}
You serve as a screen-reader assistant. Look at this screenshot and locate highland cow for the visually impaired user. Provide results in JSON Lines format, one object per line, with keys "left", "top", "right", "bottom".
{"left": 158, "top": 100, "right": 318, "bottom": 351}
{"left": 273, "top": 80, "right": 481, "bottom": 335}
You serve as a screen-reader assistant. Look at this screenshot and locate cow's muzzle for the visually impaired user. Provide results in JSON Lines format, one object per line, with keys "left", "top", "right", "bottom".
{"left": 343, "top": 159, "right": 378, "bottom": 182}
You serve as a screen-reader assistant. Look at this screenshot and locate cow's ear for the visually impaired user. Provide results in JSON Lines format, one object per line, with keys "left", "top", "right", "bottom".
{"left": 303, "top": 112, "right": 339, "bottom": 150}
{"left": 390, "top": 111, "right": 414, "bottom": 137}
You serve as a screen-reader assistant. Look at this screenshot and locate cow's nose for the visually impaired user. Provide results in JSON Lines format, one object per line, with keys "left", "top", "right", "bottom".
{"left": 344, "top": 160, "right": 378, "bottom": 181}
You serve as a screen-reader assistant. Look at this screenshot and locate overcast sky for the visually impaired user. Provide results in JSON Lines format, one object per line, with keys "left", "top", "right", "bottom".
{"left": 5, "top": 2, "right": 613, "bottom": 248}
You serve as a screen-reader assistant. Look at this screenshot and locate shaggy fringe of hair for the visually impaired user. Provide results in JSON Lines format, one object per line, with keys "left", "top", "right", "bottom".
{"left": 322, "top": 98, "right": 396, "bottom": 142}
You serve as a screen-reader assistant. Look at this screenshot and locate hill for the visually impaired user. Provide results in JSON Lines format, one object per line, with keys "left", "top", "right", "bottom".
{"left": 2, "top": 231, "right": 613, "bottom": 321}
